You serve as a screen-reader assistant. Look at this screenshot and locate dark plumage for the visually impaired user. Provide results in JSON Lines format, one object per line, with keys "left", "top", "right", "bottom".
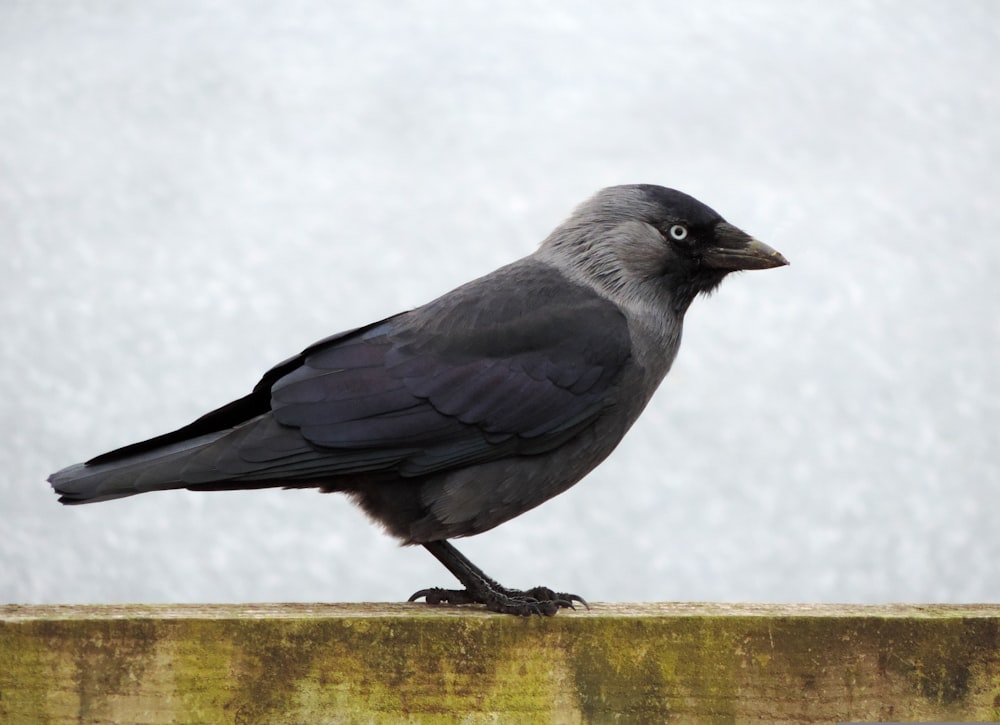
{"left": 49, "top": 184, "right": 787, "bottom": 615}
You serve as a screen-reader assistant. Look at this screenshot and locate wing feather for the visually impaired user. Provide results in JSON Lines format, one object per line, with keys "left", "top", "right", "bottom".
{"left": 256, "top": 261, "right": 631, "bottom": 478}
{"left": 163, "top": 260, "right": 631, "bottom": 486}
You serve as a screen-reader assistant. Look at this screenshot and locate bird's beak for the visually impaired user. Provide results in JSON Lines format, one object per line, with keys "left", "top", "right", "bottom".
{"left": 701, "top": 222, "right": 789, "bottom": 271}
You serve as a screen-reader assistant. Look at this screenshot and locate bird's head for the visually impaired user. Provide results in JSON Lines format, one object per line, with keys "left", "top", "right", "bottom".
{"left": 539, "top": 184, "right": 788, "bottom": 313}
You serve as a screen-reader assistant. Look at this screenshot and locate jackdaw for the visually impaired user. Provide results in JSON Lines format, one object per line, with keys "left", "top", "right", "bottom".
{"left": 49, "top": 184, "right": 787, "bottom": 615}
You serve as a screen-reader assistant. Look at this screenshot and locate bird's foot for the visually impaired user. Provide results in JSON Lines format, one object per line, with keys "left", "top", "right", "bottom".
{"left": 408, "top": 585, "right": 588, "bottom": 617}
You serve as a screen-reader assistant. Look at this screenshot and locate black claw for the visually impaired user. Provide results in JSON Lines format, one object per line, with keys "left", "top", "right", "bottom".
{"left": 407, "top": 588, "right": 434, "bottom": 603}
{"left": 408, "top": 584, "right": 586, "bottom": 616}
{"left": 522, "top": 586, "right": 589, "bottom": 611}
{"left": 408, "top": 587, "right": 479, "bottom": 606}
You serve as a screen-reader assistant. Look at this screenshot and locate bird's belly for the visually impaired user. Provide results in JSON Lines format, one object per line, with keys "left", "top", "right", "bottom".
{"left": 405, "top": 416, "right": 629, "bottom": 542}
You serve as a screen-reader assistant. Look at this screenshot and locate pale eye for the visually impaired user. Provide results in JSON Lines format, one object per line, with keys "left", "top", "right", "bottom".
{"left": 669, "top": 224, "right": 688, "bottom": 241}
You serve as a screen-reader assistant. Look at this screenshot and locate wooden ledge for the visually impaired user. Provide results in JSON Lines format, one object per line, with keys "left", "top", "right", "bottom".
{"left": 3, "top": 603, "right": 1000, "bottom": 723}
{"left": 5, "top": 601, "right": 1000, "bottom": 620}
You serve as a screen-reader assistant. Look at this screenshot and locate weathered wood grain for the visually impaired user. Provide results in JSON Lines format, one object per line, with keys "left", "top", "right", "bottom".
{"left": 3, "top": 603, "right": 999, "bottom": 723}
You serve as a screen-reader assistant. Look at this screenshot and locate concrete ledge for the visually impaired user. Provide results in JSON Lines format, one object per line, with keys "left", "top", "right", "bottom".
{"left": 2, "top": 602, "right": 999, "bottom": 723}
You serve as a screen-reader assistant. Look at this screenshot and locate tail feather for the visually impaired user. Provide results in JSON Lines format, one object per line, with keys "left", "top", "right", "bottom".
{"left": 48, "top": 430, "right": 235, "bottom": 504}
{"left": 49, "top": 404, "right": 421, "bottom": 504}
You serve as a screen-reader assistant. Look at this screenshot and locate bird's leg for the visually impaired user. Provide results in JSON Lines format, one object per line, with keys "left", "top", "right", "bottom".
{"left": 408, "top": 540, "right": 588, "bottom": 616}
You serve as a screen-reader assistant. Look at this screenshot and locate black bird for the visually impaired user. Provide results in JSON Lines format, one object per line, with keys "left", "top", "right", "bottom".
{"left": 49, "top": 184, "right": 787, "bottom": 615}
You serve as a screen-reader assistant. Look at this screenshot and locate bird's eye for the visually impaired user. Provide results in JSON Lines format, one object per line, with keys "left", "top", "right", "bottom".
{"left": 668, "top": 224, "right": 688, "bottom": 241}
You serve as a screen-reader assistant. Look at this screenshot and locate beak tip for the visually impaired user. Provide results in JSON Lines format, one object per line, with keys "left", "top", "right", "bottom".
{"left": 709, "top": 224, "right": 788, "bottom": 271}
{"left": 742, "top": 238, "right": 789, "bottom": 271}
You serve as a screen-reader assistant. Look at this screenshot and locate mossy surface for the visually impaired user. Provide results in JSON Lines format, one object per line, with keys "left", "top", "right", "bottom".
{"left": 2, "top": 603, "right": 1000, "bottom": 723}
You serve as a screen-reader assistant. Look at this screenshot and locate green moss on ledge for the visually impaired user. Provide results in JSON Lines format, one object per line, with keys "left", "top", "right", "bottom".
{"left": 2, "top": 603, "right": 1000, "bottom": 723}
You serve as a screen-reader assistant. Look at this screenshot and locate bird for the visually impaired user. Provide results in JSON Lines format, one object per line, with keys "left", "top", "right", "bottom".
{"left": 49, "top": 184, "right": 787, "bottom": 616}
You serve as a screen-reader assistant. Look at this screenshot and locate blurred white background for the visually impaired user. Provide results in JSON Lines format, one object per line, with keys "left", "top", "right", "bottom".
{"left": 3, "top": 1, "right": 998, "bottom": 605}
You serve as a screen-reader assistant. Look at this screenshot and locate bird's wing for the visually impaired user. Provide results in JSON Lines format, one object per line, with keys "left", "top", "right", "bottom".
{"left": 262, "top": 261, "right": 632, "bottom": 479}
{"left": 87, "top": 261, "right": 632, "bottom": 484}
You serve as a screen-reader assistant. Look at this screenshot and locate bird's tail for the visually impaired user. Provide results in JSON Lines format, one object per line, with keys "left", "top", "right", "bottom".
{"left": 48, "top": 430, "right": 234, "bottom": 504}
